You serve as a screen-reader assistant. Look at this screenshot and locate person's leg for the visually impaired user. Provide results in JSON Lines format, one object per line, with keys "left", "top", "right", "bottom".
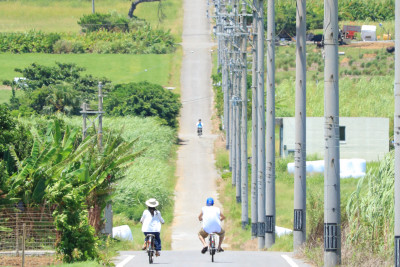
{"left": 154, "top": 232, "right": 161, "bottom": 256}
{"left": 198, "top": 228, "right": 209, "bottom": 253}
{"left": 217, "top": 228, "right": 225, "bottom": 251}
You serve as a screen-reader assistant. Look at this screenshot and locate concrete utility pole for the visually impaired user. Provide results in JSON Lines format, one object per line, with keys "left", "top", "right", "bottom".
{"left": 92, "top": 0, "right": 95, "bottom": 14}
{"left": 256, "top": 0, "right": 266, "bottom": 249}
{"left": 80, "top": 82, "right": 112, "bottom": 236}
{"left": 240, "top": 1, "right": 248, "bottom": 227}
{"left": 229, "top": 55, "right": 234, "bottom": 172}
{"left": 251, "top": 0, "right": 259, "bottom": 238}
{"left": 394, "top": 0, "right": 400, "bottom": 264}
{"left": 293, "top": 0, "right": 307, "bottom": 250}
{"left": 323, "top": 0, "right": 341, "bottom": 265}
{"left": 265, "top": 0, "right": 276, "bottom": 248}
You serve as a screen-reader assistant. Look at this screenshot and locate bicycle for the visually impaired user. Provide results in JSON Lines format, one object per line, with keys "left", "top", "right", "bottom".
{"left": 145, "top": 234, "right": 156, "bottom": 264}
{"left": 208, "top": 233, "right": 217, "bottom": 262}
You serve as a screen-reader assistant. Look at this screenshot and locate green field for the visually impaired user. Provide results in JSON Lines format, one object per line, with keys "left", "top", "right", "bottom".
{"left": 0, "top": 53, "right": 176, "bottom": 85}
{"left": 0, "top": 0, "right": 183, "bottom": 40}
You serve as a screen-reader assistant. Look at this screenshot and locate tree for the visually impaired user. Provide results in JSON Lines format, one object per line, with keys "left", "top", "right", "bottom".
{"left": 105, "top": 81, "right": 181, "bottom": 127}
{"left": 128, "top": 0, "right": 161, "bottom": 18}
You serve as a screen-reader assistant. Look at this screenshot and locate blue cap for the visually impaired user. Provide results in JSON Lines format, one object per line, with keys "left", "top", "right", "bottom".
{"left": 206, "top": 197, "right": 214, "bottom": 206}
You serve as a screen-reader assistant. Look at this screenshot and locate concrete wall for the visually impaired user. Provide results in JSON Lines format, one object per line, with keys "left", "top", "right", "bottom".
{"left": 281, "top": 117, "right": 389, "bottom": 161}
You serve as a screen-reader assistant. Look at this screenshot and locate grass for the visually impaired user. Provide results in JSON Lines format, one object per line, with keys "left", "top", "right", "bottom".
{"left": 216, "top": 146, "right": 360, "bottom": 252}
{"left": 61, "top": 116, "right": 178, "bottom": 250}
{"left": 0, "top": 53, "right": 175, "bottom": 86}
{"left": 0, "top": 88, "right": 22, "bottom": 104}
{"left": 53, "top": 262, "right": 101, "bottom": 267}
{"left": 0, "top": 0, "right": 183, "bottom": 40}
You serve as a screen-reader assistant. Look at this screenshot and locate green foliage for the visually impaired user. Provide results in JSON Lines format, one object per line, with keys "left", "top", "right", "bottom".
{"left": 62, "top": 27, "right": 175, "bottom": 54}
{"left": 78, "top": 12, "right": 130, "bottom": 33}
{"left": 3, "top": 62, "right": 110, "bottom": 115}
{"left": 0, "top": 31, "right": 61, "bottom": 53}
{"left": 0, "top": 104, "right": 16, "bottom": 155}
{"left": 0, "top": 22, "right": 175, "bottom": 54}
{"left": 346, "top": 151, "right": 394, "bottom": 258}
{"left": 0, "top": 104, "right": 32, "bottom": 162}
{"left": 270, "top": 0, "right": 394, "bottom": 37}
{"left": 105, "top": 82, "right": 181, "bottom": 128}
{"left": 63, "top": 116, "right": 177, "bottom": 222}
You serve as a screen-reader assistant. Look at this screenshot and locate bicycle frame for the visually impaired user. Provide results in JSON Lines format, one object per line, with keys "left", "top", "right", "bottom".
{"left": 209, "top": 233, "right": 216, "bottom": 262}
{"left": 146, "top": 234, "right": 155, "bottom": 264}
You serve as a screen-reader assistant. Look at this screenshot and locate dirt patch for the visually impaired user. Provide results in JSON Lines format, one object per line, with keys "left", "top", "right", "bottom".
{"left": 0, "top": 255, "right": 61, "bottom": 267}
{"left": 0, "top": 85, "right": 12, "bottom": 90}
{"left": 346, "top": 41, "right": 394, "bottom": 50}
{"left": 363, "top": 53, "right": 377, "bottom": 58}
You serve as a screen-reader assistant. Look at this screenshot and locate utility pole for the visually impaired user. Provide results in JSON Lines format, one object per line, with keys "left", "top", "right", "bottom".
{"left": 251, "top": 0, "right": 259, "bottom": 239}
{"left": 98, "top": 82, "right": 113, "bottom": 236}
{"left": 293, "top": 0, "right": 307, "bottom": 250}
{"left": 92, "top": 0, "right": 95, "bottom": 14}
{"left": 265, "top": 0, "right": 276, "bottom": 248}
{"left": 256, "top": 0, "right": 266, "bottom": 249}
{"left": 323, "top": 0, "right": 341, "bottom": 265}
{"left": 240, "top": 0, "right": 248, "bottom": 228}
{"left": 80, "top": 82, "right": 112, "bottom": 236}
{"left": 394, "top": 0, "right": 400, "bottom": 264}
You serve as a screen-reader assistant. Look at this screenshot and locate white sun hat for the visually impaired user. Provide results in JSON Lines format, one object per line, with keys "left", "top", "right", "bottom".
{"left": 145, "top": 198, "right": 159, "bottom": 208}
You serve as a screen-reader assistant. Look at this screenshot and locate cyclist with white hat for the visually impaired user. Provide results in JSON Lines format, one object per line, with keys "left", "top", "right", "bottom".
{"left": 140, "top": 198, "right": 165, "bottom": 256}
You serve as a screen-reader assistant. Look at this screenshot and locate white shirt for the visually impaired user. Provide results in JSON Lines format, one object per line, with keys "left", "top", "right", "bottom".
{"left": 201, "top": 206, "right": 221, "bottom": 234}
{"left": 140, "top": 210, "right": 165, "bottom": 232}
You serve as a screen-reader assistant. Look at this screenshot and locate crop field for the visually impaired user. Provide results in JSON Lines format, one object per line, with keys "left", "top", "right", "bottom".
{"left": 0, "top": 0, "right": 183, "bottom": 39}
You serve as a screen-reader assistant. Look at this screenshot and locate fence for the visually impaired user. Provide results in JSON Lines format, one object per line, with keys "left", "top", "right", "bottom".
{"left": 0, "top": 205, "right": 56, "bottom": 253}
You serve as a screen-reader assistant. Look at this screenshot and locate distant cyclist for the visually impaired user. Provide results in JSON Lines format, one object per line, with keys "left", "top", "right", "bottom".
{"left": 198, "top": 197, "right": 226, "bottom": 254}
{"left": 140, "top": 198, "right": 165, "bottom": 257}
{"left": 197, "top": 119, "right": 203, "bottom": 136}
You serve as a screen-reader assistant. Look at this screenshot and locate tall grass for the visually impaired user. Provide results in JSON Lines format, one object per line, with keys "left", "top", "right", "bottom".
{"left": 345, "top": 151, "right": 394, "bottom": 264}
{"left": 63, "top": 116, "right": 177, "bottom": 220}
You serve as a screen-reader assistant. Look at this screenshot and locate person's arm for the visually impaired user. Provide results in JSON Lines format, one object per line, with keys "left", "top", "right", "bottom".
{"left": 198, "top": 211, "right": 203, "bottom": 221}
{"left": 140, "top": 210, "right": 146, "bottom": 224}
{"left": 156, "top": 211, "right": 165, "bottom": 224}
{"left": 220, "top": 211, "right": 226, "bottom": 221}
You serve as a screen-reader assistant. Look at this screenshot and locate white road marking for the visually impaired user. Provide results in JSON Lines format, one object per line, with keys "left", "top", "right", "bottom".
{"left": 116, "top": 255, "right": 135, "bottom": 267}
{"left": 281, "top": 255, "right": 299, "bottom": 267}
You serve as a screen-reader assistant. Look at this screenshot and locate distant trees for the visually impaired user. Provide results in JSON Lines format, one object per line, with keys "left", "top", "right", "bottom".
{"left": 105, "top": 81, "right": 181, "bottom": 127}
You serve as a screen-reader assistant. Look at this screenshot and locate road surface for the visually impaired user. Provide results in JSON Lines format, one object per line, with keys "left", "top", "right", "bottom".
{"left": 170, "top": 0, "right": 220, "bottom": 251}
{"left": 114, "top": 251, "right": 311, "bottom": 267}
{"left": 114, "top": 0, "right": 313, "bottom": 266}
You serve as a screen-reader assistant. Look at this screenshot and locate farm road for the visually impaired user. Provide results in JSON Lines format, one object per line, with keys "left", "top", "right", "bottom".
{"left": 114, "top": 0, "right": 312, "bottom": 265}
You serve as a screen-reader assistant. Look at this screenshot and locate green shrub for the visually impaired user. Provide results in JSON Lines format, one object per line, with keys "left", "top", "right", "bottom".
{"left": 78, "top": 12, "right": 130, "bottom": 33}
{"left": 0, "top": 31, "right": 61, "bottom": 53}
{"left": 104, "top": 82, "right": 181, "bottom": 128}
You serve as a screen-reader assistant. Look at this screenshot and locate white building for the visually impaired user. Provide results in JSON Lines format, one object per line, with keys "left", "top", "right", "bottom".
{"left": 279, "top": 117, "right": 389, "bottom": 162}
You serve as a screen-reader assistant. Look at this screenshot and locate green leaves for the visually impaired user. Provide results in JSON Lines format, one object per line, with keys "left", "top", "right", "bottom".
{"left": 105, "top": 81, "right": 181, "bottom": 128}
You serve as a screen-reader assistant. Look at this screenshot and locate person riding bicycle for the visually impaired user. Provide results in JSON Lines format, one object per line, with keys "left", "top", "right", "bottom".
{"left": 140, "top": 198, "right": 165, "bottom": 257}
{"left": 197, "top": 119, "right": 203, "bottom": 135}
{"left": 198, "top": 197, "right": 226, "bottom": 254}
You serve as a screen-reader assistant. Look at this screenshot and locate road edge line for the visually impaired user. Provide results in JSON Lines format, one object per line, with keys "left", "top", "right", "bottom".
{"left": 281, "top": 254, "right": 299, "bottom": 267}
{"left": 116, "top": 255, "right": 135, "bottom": 267}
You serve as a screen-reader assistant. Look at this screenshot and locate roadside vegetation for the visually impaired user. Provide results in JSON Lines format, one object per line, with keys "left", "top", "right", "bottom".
{"left": 212, "top": 7, "right": 395, "bottom": 263}
{"left": 0, "top": 0, "right": 183, "bottom": 265}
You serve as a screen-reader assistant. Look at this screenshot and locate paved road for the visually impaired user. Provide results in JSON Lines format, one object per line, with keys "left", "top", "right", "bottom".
{"left": 171, "top": 0, "right": 220, "bottom": 251}
{"left": 114, "top": 0, "right": 313, "bottom": 266}
{"left": 114, "top": 251, "right": 312, "bottom": 267}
